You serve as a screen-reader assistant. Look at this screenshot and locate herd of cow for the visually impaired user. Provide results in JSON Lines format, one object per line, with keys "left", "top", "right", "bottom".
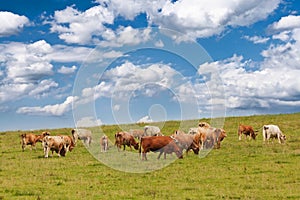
{"left": 20, "top": 121, "right": 286, "bottom": 160}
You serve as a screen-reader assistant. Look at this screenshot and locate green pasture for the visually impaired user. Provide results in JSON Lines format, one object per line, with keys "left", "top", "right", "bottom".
{"left": 0, "top": 113, "right": 299, "bottom": 199}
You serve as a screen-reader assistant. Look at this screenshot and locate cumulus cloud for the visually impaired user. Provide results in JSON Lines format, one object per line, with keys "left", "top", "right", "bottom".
{"left": 47, "top": 0, "right": 281, "bottom": 44}
{"left": 137, "top": 115, "right": 153, "bottom": 123}
{"left": 48, "top": 5, "right": 114, "bottom": 44}
{"left": 17, "top": 96, "right": 78, "bottom": 116}
{"left": 0, "top": 39, "right": 116, "bottom": 103}
{"left": 269, "top": 15, "right": 300, "bottom": 32}
{"left": 243, "top": 35, "right": 270, "bottom": 44}
{"left": 0, "top": 11, "right": 30, "bottom": 37}
{"left": 76, "top": 116, "right": 102, "bottom": 127}
{"left": 58, "top": 65, "right": 77, "bottom": 74}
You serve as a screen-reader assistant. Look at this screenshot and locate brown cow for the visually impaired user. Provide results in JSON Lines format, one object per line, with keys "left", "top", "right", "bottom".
{"left": 139, "top": 136, "right": 183, "bottom": 160}
{"left": 115, "top": 132, "right": 139, "bottom": 151}
{"left": 21, "top": 131, "right": 50, "bottom": 151}
{"left": 172, "top": 130, "right": 200, "bottom": 155}
{"left": 200, "top": 127, "right": 227, "bottom": 149}
{"left": 238, "top": 124, "right": 258, "bottom": 140}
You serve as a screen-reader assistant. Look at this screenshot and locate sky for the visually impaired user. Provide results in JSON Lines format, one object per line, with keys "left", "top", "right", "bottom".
{"left": 0, "top": 0, "right": 300, "bottom": 131}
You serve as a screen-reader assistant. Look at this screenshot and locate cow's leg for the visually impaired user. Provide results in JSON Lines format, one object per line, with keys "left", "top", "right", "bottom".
{"left": 157, "top": 151, "right": 163, "bottom": 159}
{"left": 45, "top": 147, "right": 49, "bottom": 158}
{"left": 164, "top": 152, "right": 167, "bottom": 159}
{"left": 277, "top": 135, "right": 282, "bottom": 144}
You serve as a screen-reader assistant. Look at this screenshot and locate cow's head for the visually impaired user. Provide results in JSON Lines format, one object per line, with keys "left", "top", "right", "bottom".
{"left": 250, "top": 132, "right": 258, "bottom": 140}
{"left": 280, "top": 135, "right": 286, "bottom": 143}
{"left": 198, "top": 121, "right": 210, "bottom": 129}
{"left": 263, "top": 126, "right": 269, "bottom": 131}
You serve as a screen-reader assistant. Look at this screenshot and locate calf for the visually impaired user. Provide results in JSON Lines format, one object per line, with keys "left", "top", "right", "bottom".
{"left": 43, "top": 136, "right": 67, "bottom": 158}
{"left": 115, "top": 132, "right": 139, "bottom": 151}
{"left": 21, "top": 131, "right": 50, "bottom": 151}
{"left": 100, "top": 135, "right": 108, "bottom": 152}
{"left": 238, "top": 124, "right": 258, "bottom": 140}
{"left": 139, "top": 136, "right": 183, "bottom": 160}
{"left": 263, "top": 125, "right": 286, "bottom": 144}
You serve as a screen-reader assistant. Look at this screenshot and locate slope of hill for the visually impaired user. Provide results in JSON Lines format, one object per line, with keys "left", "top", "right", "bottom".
{"left": 1, "top": 113, "right": 299, "bottom": 199}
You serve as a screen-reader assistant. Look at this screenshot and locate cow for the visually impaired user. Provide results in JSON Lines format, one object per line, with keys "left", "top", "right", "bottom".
{"left": 71, "top": 129, "right": 92, "bottom": 146}
{"left": 172, "top": 131, "right": 200, "bottom": 155}
{"left": 60, "top": 134, "right": 76, "bottom": 152}
{"left": 139, "top": 136, "right": 183, "bottom": 160}
{"left": 129, "top": 129, "right": 144, "bottom": 140}
{"left": 115, "top": 131, "right": 139, "bottom": 151}
{"left": 144, "top": 126, "right": 163, "bottom": 137}
{"left": 199, "top": 127, "right": 227, "bottom": 150}
{"left": 100, "top": 135, "right": 108, "bottom": 152}
{"left": 238, "top": 124, "right": 258, "bottom": 140}
{"left": 43, "top": 136, "right": 67, "bottom": 158}
{"left": 262, "top": 125, "right": 286, "bottom": 144}
{"left": 21, "top": 131, "right": 50, "bottom": 151}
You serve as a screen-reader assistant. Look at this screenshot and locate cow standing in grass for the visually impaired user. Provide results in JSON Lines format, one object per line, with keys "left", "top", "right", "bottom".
{"left": 172, "top": 130, "right": 200, "bottom": 155}
{"left": 115, "top": 132, "right": 139, "bottom": 151}
{"left": 139, "top": 136, "right": 183, "bottom": 160}
{"left": 263, "top": 125, "right": 286, "bottom": 144}
{"left": 238, "top": 124, "right": 258, "bottom": 140}
{"left": 71, "top": 129, "right": 92, "bottom": 146}
{"left": 100, "top": 135, "right": 108, "bottom": 152}
{"left": 21, "top": 131, "right": 50, "bottom": 151}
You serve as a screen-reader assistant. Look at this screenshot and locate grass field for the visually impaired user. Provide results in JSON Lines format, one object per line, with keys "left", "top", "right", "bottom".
{"left": 1, "top": 113, "right": 300, "bottom": 199}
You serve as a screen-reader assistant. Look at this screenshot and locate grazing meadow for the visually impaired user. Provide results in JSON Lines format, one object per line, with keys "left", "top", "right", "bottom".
{"left": 1, "top": 113, "right": 299, "bottom": 199}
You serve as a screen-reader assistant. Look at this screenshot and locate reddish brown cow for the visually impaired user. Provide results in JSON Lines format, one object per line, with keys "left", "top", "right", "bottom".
{"left": 172, "top": 130, "right": 200, "bottom": 155}
{"left": 199, "top": 127, "right": 227, "bottom": 149}
{"left": 238, "top": 124, "right": 258, "bottom": 140}
{"left": 21, "top": 131, "right": 50, "bottom": 151}
{"left": 139, "top": 136, "right": 183, "bottom": 160}
{"left": 115, "top": 132, "right": 139, "bottom": 151}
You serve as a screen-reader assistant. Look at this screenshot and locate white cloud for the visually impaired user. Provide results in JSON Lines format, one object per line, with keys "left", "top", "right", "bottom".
{"left": 76, "top": 116, "right": 102, "bottom": 127}
{"left": 58, "top": 65, "right": 77, "bottom": 74}
{"left": 113, "top": 104, "right": 120, "bottom": 111}
{"left": 198, "top": 51, "right": 300, "bottom": 111}
{"left": 148, "top": 0, "right": 281, "bottom": 41}
{"left": 97, "top": 26, "right": 152, "bottom": 47}
{"left": 0, "top": 11, "right": 29, "bottom": 37}
{"left": 269, "top": 15, "right": 300, "bottom": 32}
{"left": 137, "top": 115, "right": 153, "bottom": 123}
{"left": 243, "top": 35, "right": 270, "bottom": 44}
{"left": 17, "top": 96, "right": 78, "bottom": 116}
{"left": 49, "top": 5, "right": 114, "bottom": 44}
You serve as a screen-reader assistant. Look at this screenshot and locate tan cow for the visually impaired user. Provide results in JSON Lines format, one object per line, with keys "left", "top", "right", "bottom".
{"left": 172, "top": 130, "right": 200, "bottom": 155}
{"left": 21, "top": 131, "right": 50, "bottom": 151}
{"left": 200, "top": 127, "right": 227, "bottom": 149}
{"left": 43, "top": 136, "right": 67, "bottom": 158}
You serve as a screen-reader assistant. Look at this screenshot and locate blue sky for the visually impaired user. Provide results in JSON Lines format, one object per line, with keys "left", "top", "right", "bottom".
{"left": 0, "top": 0, "right": 300, "bottom": 131}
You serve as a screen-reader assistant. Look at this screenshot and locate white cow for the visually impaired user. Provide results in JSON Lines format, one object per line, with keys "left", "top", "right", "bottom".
{"left": 144, "top": 126, "right": 162, "bottom": 137}
{"left": 262, "top": 125, "right": 286, "bottom": 144}
{"left": 71, "top": 129, "right": 92, "bottom": 146}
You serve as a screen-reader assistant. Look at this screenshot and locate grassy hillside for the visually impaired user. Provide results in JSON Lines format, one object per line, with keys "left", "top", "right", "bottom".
{"left": 1, "top": 113, "right": 299, "bottom": 199}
